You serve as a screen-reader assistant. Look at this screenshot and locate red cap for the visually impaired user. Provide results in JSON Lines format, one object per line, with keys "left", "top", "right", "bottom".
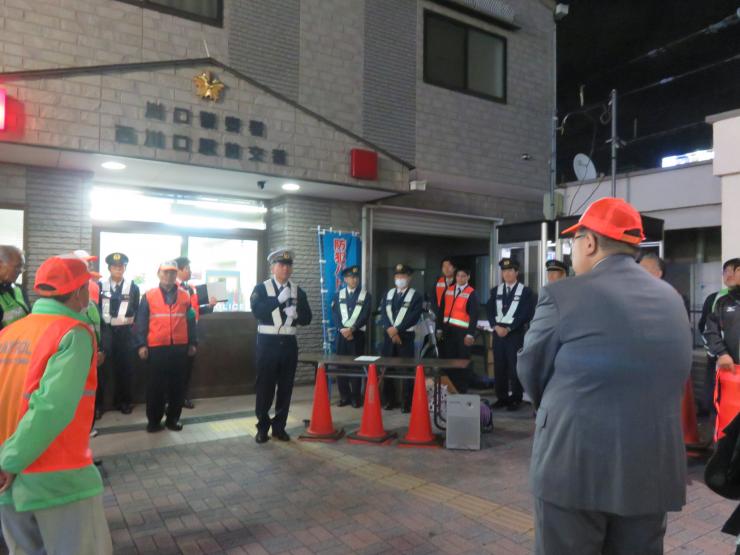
{"left": 561, "top": 197, "right": 645, "bottom": 245}
{"left": 34, "top": 255, "right": 93, "bottom": 297}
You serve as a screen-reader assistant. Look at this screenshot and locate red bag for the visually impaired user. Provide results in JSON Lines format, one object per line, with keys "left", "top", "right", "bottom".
{"left": 714, "top": 365, "right": 740, "bottom": 442}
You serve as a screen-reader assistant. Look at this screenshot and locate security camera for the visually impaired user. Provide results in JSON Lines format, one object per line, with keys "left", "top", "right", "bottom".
{"left": 257, "top": 180, "right": 266, "bottom": 190}
{"left": 521, "top": 153, "right": 532, "bottom": 161}
{"left": 554, "top": 3, "right": 569, "bottom": 20}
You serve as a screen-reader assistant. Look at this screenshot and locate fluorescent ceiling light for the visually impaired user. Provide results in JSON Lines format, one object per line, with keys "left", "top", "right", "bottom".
{"left": 101, "top": 161, "right": 126, "bottom": 170}
{"left": 282, "top": 183, "right": 300, "bottom": 191}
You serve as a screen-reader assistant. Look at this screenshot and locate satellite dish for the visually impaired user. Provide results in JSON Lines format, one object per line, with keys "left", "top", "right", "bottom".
{"left": 573, "top": 153, "right": 597, "bottom": 181}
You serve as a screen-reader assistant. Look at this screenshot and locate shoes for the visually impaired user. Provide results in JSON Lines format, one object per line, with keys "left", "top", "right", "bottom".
{"left": 90, "top": 428, "right": 99, "bottom": 438}
{"left": 337, "top": 399, "right": 351, "bottom": 407}
{"left": 255, "top": 431, "right": 270, "bottom": 444}
{"left": 183, "top": 399, "right": 195, "bottom": 409}
{"left": 492, "top": 399, "right": 510, "bottom": 409}
{"left": 351, "top": 399, "right": 362, "bottom": 409}
{"left": 120, "top": 404, "right": 133, "bottom": 415}
{"left": 272, "top": 430, "right": 291, "bottom": 441}
{"left": 506, "top": 400, "right": 522, "bottom": 412}
{"left": 165, "top": 421, "right": 183, "bottom": 431}
{"left": 147, "top": 423, "right": 165, "bottom": 433}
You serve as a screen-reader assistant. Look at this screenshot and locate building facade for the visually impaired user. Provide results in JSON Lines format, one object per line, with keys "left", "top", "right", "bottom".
{"left": 0, "top": 0, "right": 554, "bottom": 388}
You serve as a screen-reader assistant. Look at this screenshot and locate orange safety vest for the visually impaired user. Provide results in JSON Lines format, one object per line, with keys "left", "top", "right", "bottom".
{"left": 443, "top": 285, "right": 474, "bottom": 329}
{"left": 88, "top": 280, "right": 100, "bottom": 304}
{"left": 0, "top": 314, "right": 96, "bottom": 473}
{"left": 714, "top": 364, "right": 740, "bottom": 442}
{"left": 436, "top": 277, "right": 451, "bottom": 307}
{"left": 146, "top": 287, "right": 190, "bottom": 347}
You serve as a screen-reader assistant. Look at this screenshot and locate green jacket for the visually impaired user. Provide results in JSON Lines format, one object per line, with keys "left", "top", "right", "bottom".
{"left": 0, "top": 298, "right": 102, "bottom": 512}
{"left": 0, "top": 284, "right": 30, "bottom": 329}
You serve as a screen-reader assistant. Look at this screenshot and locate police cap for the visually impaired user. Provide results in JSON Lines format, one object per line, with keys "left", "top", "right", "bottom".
{"left": 105, "top": 252, "right": 129, "bottom": 266}
{"left": 342, "top": 265, "right": 360, "bottom": 278}
{"left": 546, "top": 259, "right": 568, "bottom": 273}
{"left": 268, "top": 248, "right": 294, "bottom": 265}
{"left": 498, "top": 258, "right": 520, "bottom": 271}
{"left": 393, "top": 263, "right": 413, "bottom": 275}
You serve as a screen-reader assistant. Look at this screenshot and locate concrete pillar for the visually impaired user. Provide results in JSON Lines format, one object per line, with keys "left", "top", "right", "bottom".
{"left": 707, "top": 110, "right": 740, "bottom": 262}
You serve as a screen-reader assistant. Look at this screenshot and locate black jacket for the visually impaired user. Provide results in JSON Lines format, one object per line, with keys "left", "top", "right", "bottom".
{"left": 704, "top": 288, "right": 740, "bottom": 363}
{"left": 379, "top": 287, "right": 422, "bottom": 335}
{"left": 486, "top": 282, "right": 535, "bottom": 334}
{"left": 250, "top": 279, "right": 312, "bottom": 329}
{"left": 331, "top": 288, "right": 371, "bottom": 332}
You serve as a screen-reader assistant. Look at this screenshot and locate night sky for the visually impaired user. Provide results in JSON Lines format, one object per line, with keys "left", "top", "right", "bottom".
{"left": 556, "top": 0, "right": 740, "bottom": 182}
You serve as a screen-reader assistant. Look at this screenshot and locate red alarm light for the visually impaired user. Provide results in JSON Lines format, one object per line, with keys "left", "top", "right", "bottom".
{"left": 0, "top": 89, "right": 6, "bottom": 131}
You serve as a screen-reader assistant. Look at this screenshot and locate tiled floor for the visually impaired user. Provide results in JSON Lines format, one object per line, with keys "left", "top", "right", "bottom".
{"left": 2, "top": 387, "right": 738, "bottom": 554}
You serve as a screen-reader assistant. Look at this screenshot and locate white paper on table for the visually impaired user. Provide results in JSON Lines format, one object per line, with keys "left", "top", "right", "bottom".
{"left": 206, "top": 280, "right": 228, "bottom": 302}
{"left": 354, "top": 355, "right": 381, "bottom": 362}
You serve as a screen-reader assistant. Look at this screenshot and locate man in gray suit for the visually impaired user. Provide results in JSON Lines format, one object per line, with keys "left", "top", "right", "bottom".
{"left": 518, "top": 197, "right": 692, "bottom": 555}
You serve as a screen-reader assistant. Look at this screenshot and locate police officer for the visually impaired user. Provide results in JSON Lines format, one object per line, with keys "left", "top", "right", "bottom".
{"left": 0, "top": 246, "right": 29, "bottom": 329}
{"left": 99, "top": 252, "right": 139, "bottom": 416}
{"left": 438, "top": 267, "right": 479, "bottom": 393}
{"left": 380, "top": 264, "right": 422, "bottom": 412}
{"left": 250, "top": 249, "right": 312, "bottom": 443}
{"left": 135, "top": 261, "right": 197, "bottom": 433}
{"left": 486, "top": 258, "right": 535, "bottom": 411}
{"left": 331, "top": 265, "right": 371, "bottom": 408}
{"left": 174, "top": 256, "right": 218, "bottom": 410}
{"left": 545, "top": 259, "right": 568, "bottom": 284}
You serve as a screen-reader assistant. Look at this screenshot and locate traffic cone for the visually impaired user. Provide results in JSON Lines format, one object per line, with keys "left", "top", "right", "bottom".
{"left": 399, "top": 365, "right": 440, "bottom": 448}
{"left": 299, "top": 365, "right": 344, "bottom": 442}
{"left": 347, "top": 364, "right": 397, "bottom": 444}
{"left": 682, "top": 379, "right": 707, "bottom": 453}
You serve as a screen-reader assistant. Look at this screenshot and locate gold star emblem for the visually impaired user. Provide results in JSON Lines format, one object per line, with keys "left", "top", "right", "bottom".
{"left": 192, "top": 71, "right": 225, "bottom": 102}
{"left": 396, "top": 264, "right": 403, "bottom": 272}
{"left": 113, "top": 254, "right": 121, "bottom": 261}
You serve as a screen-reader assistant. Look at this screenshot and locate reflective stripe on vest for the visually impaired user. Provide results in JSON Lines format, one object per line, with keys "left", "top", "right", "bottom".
{"left": 385, "top": 288, "right": 416, "bottom": 328}
{"left": 443, "top": 285, "right": 474, "bottom": 329}
{"left": 261, "top": 279, "right": 298, "bottom": 335}
{"left": 101, "top": 279, "right": 134, "bottom": 326}
{"left": 0, "top": 313, "right": 97, "bottom": 473}
{"left": 495, "top": 282, "right": 524, "bottom": 326}
{"left": 435, "top": 277, "right": 449, "bottom": 307}
{"left": 145, "top": 288, "right": 190, "bottom": 347}
{"left": 339, "top": 288, "right": 367, "bottom": 330}
{"left": 0, "top": 286, "right": 29, "bottom": 327}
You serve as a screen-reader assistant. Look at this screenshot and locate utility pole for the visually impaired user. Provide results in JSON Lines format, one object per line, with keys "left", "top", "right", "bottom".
{"left": 609, "top": 89, "right": 618, "bottom": 197}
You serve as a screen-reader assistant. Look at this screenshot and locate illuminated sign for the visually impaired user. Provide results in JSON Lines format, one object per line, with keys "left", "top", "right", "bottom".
{"left": 0, "top": 89, "right": 5, "bottom": 131}
{"left": 661, "top": 149, "right": 714, "bottom": 168}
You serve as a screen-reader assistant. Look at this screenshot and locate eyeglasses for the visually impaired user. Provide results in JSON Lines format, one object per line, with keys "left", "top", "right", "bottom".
{"left": 567, "top": 234, "right": 588, "bottom": 248}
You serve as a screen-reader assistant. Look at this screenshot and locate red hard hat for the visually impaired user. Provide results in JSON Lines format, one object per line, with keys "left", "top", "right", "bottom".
{"left": 34, "top": 255, "right": 93, "bottom": 297}
{"left": 561, "top": 197, "right": 645, "bottom": 245}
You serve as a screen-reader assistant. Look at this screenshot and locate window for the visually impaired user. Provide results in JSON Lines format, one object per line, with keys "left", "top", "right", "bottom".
{"left": 424, "top": 11, "right": 507, "bottom": 102}
{"left": 118, "top": 0, "right": 222, "bottom": 27}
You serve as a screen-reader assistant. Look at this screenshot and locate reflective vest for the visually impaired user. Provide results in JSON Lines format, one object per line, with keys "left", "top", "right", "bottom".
{"left": 0, "top": 285, "right": 29, "bottom": 327}
{"left": 88, "top": 280, "right": 100, "bottom": 304}
{"left": 495, "top": 282, "right": 524, "bottom": 326}
{"left": 101, "top": 279, "right": 134, "bottom": 326}
{"left": 435, "top": 277, "right": 451, "bottom": 307}
{"left": 385, "top": 288, "right": 416, "bottom": 328}
{"left": 714, "top": 365, "right": 740, "bottom": 442}
{"left": 0, "top": 314, "right": 96, "bottom": 473}
{"left": 258, "top": 279, "right": 298, "bottom": 335}
{"left": 443, "top": 285, "right": 474, "bottom": 329}
{"left": 338, "top": 288, "right": 367, "bottom": 330}
{"left": 145, "top": 288, "right": 190, "bottom": 347}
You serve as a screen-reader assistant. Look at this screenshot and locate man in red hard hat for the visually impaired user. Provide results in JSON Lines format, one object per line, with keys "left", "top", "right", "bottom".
{"left": 0, "top": 254, "right": 112, "bottom": 555}
{"left": 518, "top": 197, "right": 692, "bottom": 555}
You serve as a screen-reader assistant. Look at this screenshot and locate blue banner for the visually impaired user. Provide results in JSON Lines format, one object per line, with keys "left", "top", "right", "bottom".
{"left": 318, "top": 230, "right": 361, "bottom": 352}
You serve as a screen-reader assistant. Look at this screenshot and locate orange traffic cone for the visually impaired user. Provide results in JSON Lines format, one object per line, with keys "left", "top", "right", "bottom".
{"left": 299, "top": 365, "right": 344, "bottom": 442}
{"left": 399, "top": 365, "right": 440, "bottom": 448}
{"left": 681, "top": 379, "right": 706, "bottom": 452}
{"left": 347, "top": 364, "right": 397, "bottom": 444}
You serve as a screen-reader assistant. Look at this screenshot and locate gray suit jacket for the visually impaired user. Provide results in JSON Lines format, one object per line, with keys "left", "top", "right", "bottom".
{"left": 518, "top": 254, "right": 692, "bottom": 516}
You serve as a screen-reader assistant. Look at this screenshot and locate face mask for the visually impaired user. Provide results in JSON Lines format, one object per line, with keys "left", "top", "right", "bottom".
{"left": 395, "top": 278, "right": 408, "bottom": 289}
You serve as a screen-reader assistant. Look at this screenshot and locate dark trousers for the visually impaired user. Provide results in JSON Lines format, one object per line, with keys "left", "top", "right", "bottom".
{"left": 97, "top": 325, "right": 134, "bottom": 410}
{"left": 704, "top": 355, "right": 717, "bottom": 414}
{"left": 255, "top": 334, "right": 298, "bottom": 434}
{"left": 184, "top": 355, "right": 195, "bottom": 400}
{"left": 146, "top": 345, "right": 188, "bottom": 426}
{"left": 381, "top": 331, "right": 414, "bottom": 407}
{"left": 440, "top": 325, "right": 472, "bottom": 393}
{"left": 534, "top": 497, "right": 666, "bottom": 555}
{"left": 336, "top": 330, "right": 365, "bottom": 404}
{"left": 493, "top": 331, "right": 524, "bottom": 402}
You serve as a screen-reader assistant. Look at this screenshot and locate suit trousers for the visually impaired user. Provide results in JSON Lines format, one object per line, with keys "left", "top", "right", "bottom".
{"left": 146, "top": 345, "right": 188, "bottom": 426}
{"left": 184, "top": 354, "right": 195, "bottom": 400}
{"left": 255, "top": 334, "right": 298, "bottom": 434}
{"left": 0, "top": 495, "right": 112, "bottom": 555}
{"left": 336, "top": 330, "right": 364, "bottom": 404}
{"left": 493, "top": 331, "right": 524, "bottom": 402}
{"left": 105, "top": 325, "right": 135, "bottom": 408}
{"left": 381, "top": 332, "right": 414, "bottom": 407}
{"left": 440, "top": 325, "right": 472, "bottom": 393}
{"left": 534, "top": 497, "right": 666, "bottom": 555}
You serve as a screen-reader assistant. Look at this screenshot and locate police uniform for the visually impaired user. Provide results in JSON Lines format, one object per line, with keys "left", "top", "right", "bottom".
{"left": 486, "top": 258, "right": 535, "bottom": 409}
{"left": 438, "top": 271, "right": 479, "bottom": 393}
{"left": 331, "top": 266, "right": 371, "bottom": 407}
{"left": 380, "top": 264, "right": 423, "bottom": 411}
{"left": 0, "top": 282, "right": 30, "bottom": 330}
{"left": 99, "top": 252, "right": 140, "bottom": 414}
{"left": 546, "top": 259, "right": 568, "bottom": 283}
{"left": 250, "top": 249, "right": 312, "bottom": 442}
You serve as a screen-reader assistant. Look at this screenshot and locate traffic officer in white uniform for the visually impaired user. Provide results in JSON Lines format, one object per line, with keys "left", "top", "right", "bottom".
{"left": 99, "top": 252, "right": 140, "bottom": 415}
{"left": 380, "top": 264, "right": 422, "bottom": 412}
{"left": 250, "top": 249, "right": 312, "bottom": 444}
{"left": 331, "top": 265, "right": 371, "bottom": 407}
{"left": 486, "top": 258, "right": 535, "bottom": 411}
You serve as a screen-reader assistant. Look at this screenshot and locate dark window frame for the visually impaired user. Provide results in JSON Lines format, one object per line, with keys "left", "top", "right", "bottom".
{"left": 423, "top": 10, "right": 507, "bottom": 104}
{"left": 115, "top": 0, "right": 223, "bottom": 28}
